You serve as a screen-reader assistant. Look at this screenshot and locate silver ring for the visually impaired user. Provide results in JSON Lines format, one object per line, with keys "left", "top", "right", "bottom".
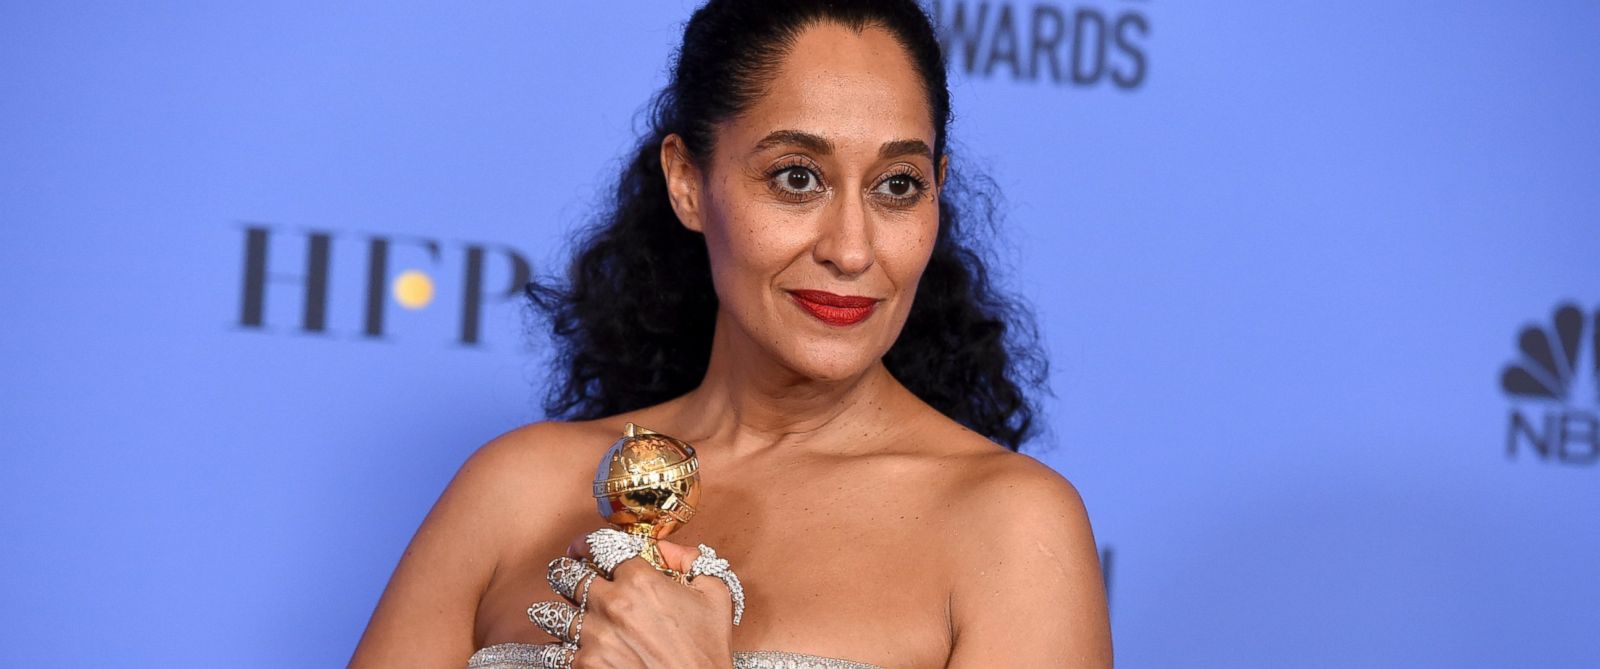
{"left": 571, "top": 568, "right": 595, "bottom": 645}
{"left": 547, "top": 556, "right": 598, "bottom": 601}
{"left": 500, "top": 642, "right": 573, "bottom": 669}
{"left": 584, "top": 528, "right": 648, "bottom": 577}
{"left": 688, "top": 543, "right": 746, "bottom": 625}
{"left": 526, "top": 601, "right": 581, "bottom": 645}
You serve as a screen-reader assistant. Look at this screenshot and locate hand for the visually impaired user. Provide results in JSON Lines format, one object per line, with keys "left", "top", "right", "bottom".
{"left": 559, "top": 530, "right": 737, "bottom": 669}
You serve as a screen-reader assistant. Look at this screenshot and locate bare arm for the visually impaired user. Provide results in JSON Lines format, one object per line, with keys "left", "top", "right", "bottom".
{"left": 348, "top": 426, "right": 560, "bottom": 667}
{"left": 945, "top": 459, "right": 1113, "bottom": 668}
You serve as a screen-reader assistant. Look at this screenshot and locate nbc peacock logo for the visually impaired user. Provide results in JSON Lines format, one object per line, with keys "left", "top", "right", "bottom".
{"left": 1501, "top": 303, "right": 1600, "bottom": 464}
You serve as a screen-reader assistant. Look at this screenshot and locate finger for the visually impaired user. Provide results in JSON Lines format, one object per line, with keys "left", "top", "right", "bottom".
{"left": 687, "top": 568, "right": 732, "bottom": 598}
{"left": 526, "top": 600, "right": 582, "bottom": 645}
{"left": 566, "top": 531, "right": 592, "bottom": 561}
{"left": 671, "top": 542, "right": 743, "bottom": 624}
{"left": 607, "top": 547, "right": 663, "bottom": 583}
{"left": 653, "top": 538, "right": 700, "bottom": 575}
{"left": 568, "top": 528, "right": 633, "bottom": 576}
{"left": 664, "top": 541, "right": 733, "bottom": 596}
{"left": 570, "top": 528, "right": 659, "bottom": 579}
{"left": 547, "top": 556, "right": 598, "bottom": 603}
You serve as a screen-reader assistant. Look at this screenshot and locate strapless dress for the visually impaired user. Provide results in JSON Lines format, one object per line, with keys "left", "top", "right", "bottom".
{"left": 469, "top": 643, "right": 884, "bottom": 669}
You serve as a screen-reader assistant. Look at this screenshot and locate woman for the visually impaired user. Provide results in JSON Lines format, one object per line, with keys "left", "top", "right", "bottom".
{"left": 351, "top": 1, "right": 1111, "bottom": 667}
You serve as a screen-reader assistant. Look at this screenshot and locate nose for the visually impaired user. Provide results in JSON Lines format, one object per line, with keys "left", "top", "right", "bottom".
{"left": 812, "top": 190, "right": 874, "bottom": 276}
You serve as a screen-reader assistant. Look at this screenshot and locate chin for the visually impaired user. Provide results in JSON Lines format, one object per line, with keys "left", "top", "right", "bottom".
{"left": 777, "top": 339, "right": 885, "bottom": 382}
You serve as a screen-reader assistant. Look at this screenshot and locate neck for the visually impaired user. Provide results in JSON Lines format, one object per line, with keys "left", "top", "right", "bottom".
{"left": 669, "top": 311, "right": 900, "bottom": 455}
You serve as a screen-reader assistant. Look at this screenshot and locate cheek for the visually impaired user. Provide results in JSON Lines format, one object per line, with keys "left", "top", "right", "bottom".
{"left": 701, "top": 193, "right": 809, "bottom": 299}
{"left": 880, "top": 211, "right": 940, "bottom": 289}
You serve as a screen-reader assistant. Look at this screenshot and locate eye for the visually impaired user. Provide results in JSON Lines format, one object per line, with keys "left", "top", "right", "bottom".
{"left": 779, "top": 167, "right": 820, "bottom": 193}
{"left": 873, "top": 171, "right": 931, "bottom": 205}
{"left": 878, "top": 175, "right": 916, "bottom": 197}
{"left": 766, "top": 162, "right": 826, "bottom": 201}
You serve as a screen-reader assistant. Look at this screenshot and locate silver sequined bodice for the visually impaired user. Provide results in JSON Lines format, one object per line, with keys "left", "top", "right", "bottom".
{"left": 469, "top": 643, "right": 884, "bottom": 669}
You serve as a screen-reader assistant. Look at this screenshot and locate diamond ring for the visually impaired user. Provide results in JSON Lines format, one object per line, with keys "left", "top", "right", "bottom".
{"left": 688, "top": 543, "right": 746, "bottom": 625}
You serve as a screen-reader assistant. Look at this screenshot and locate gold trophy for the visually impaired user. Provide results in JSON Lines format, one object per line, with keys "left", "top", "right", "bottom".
{"left": 591, "top": 422, "right": 701, "bottom": 576}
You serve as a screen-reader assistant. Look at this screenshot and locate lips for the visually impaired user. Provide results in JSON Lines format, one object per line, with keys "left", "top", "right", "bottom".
{"left": 788, "top": 289, "right": 880, "bottom": 327}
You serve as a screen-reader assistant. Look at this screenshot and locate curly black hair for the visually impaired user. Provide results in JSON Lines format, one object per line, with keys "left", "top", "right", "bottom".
{"left": 526, "top": 0, "right": 1048, "bottom": 451}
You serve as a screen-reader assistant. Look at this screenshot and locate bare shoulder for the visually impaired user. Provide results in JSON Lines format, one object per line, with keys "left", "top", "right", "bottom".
{"left": 471, "top": 418, "right": 614, "bottom": 466}
{"left": 897, "top": 415, "right": 1100, "bottom": 575}
{"left": 953, "top": 443, "right": 1091, "bottom": 532}
{"left": 904, "top": 413, "right": 1090, "bottom": 531}
{"left": 460, "top": 420, "right": 612, "bottom": 495}
{"left": 442, "top": 419, "right": 632, "bottom": 561}
{"left": 946, "top": 445, "right": 1099, "bottom": 590}
{"left": 348, "top": 419, "right": 617, "bottom": 667}
{"left": 423, "top": 421, "right": 601, "bottom": 531}
{"left": 917, "top": 423, "right": 1112, "bottom": 667}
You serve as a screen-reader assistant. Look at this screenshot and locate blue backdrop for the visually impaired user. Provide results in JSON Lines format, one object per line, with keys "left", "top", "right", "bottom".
{"left": 3, "top": 1, "right": 1597, "bottom": 666}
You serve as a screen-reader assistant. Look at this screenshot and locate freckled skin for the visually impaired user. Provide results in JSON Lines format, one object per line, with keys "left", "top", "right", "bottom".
{"left": 351, "top": 22, "right": 1111, "bottom": 669}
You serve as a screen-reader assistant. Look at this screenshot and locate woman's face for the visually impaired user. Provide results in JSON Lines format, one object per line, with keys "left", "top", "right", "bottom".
{"left": 662, "top": 22, "right": 944, "bottom": 382}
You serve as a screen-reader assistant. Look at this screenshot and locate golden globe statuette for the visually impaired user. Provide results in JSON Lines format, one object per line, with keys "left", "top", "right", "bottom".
{"left": 592, "top": 422, "right": 701, "bottom": 576}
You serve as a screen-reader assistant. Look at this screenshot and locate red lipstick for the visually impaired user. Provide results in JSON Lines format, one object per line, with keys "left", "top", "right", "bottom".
{"left": 788, "top": 289, "right": 880, "bottom": 326}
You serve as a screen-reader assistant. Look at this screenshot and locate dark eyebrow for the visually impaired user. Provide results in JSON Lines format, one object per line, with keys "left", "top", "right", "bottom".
{"left": 751, "top": 130, "right": 933, "bottom": 162}
{"left": 752, "top": 130, "right": 834, "bottom": 156}
{"left": 878, "top": 138, "right": 933, "bottom": 161}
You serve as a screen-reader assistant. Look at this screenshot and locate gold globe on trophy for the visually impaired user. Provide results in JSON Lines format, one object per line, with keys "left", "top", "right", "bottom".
{"left": 591, "top": 422, "right": 701, "bottom": 576}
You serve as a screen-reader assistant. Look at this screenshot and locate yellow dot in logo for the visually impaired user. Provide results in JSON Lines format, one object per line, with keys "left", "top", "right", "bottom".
{"left": 392, "top": 270, "right": 435, "bottom": 309}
